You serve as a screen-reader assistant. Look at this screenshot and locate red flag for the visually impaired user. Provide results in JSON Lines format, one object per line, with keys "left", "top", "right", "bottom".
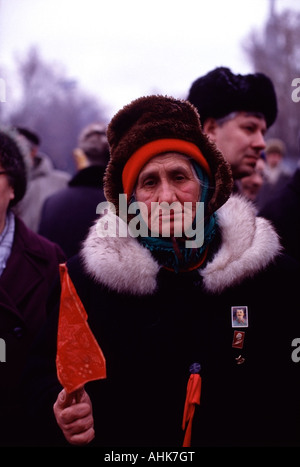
{"left": 56, "top": 263, "right": 106, "bottom": 393}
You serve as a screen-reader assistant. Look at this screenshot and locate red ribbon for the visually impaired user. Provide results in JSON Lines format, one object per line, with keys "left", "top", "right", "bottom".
{"left": 182, "top": 373, "right": 202, "bottom": 447}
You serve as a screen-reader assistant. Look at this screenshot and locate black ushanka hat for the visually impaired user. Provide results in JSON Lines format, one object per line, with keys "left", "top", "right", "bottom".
{"left": 104, "top": 95, "right": 233, "bottom": 217}
{"left": 187, "top": 67, "right": 277, "bottom": 128}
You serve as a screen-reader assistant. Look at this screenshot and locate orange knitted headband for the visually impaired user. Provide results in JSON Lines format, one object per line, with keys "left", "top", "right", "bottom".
{"left": 122, "top": 138, "right": 212, "bottom": 197}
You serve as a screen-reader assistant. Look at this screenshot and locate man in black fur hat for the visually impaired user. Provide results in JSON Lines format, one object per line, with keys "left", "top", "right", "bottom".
{"left": 187, "top": 67, "right": 277, "bottom": 180}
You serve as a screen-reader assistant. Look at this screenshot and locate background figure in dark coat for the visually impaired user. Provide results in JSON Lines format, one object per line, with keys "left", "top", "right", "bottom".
{"left": 14, "top": 127, "right": 71, "bottom": 232}
{"left": 0, "top": 128, "right": 65, "bottom": 446}
{"left": 258, "top": 165, "right": 300, "bottom": 263}
{"left": 256, "top": 138, "right": 292, "bottom": 211}
{"left": 38, "top": 123, "right": 110, "bottom": 258}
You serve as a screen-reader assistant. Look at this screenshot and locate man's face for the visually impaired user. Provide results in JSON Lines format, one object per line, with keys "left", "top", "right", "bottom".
{"left": 265, "top": 151, "right": 283, "bottom": 169}
{"left": 204, "top": 112, "right": 267, "bottom": 179}
{"left": 239, "top": 157, "right": 266, "bottom": 202}
{"left": 236, "top": 309, "right": 244, "bottom": 321}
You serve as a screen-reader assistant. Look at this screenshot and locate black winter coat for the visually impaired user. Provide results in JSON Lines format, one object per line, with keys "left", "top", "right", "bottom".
{"left": 23, "top": 196, "right": 300, "bottom": 447}
{"left": 258, "top": 167, "right": 300, "bottom": 263}
{"left": 0, "top": 215, "right": 65, "bottom": 446}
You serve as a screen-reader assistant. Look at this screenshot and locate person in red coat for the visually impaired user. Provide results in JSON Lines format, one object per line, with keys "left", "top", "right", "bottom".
{"left": 0, "top": 128, "right": 65, "bottom": 446}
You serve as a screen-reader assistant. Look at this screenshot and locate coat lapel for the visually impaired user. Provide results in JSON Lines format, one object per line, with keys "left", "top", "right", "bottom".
{"left": 0, "top": 218, "right": 52, "bottom": 309}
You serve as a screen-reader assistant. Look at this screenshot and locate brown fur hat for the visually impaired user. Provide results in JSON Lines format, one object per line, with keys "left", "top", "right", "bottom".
{"left": 104, "top": 95, "right": 233, "bottom": 216}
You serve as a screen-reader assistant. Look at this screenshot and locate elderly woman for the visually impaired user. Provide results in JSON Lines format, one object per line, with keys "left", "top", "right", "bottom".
{"left": 0, "top": 128, "right": 65, "bottom": 446}
{"left": 24, "top": 96, "right": 299, "bottom": 447}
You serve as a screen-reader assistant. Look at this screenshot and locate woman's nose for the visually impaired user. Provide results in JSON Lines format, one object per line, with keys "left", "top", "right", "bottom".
{"left": 157, "top": 180, "right": 177, "bottom": 203}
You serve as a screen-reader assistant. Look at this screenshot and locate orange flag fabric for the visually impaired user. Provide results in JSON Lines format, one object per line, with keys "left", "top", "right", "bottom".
{"left": 182, "top": 372, "right": 202, "bottom": 447}
{"left": 56, "top": 263, "right": 106, "bottom": 394}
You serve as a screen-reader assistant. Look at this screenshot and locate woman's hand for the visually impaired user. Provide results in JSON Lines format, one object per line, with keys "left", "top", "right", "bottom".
{"left": 53, "top": 386, "right": 95, "bottom": 445}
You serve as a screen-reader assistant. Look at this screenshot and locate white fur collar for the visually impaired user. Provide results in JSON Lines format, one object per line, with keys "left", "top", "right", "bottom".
{"left": 80, "top": 195, "right": 281, "bottom": 295}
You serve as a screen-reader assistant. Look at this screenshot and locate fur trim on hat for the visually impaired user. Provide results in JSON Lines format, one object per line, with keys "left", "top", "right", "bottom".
{"left": 265, "top": 138, "right": 286, "bottom": 156}
{"left": 80, "top": 194, "right": 282, "bottom": 296}
{"left": 187, "top": 67, "right": 277, "bottom": 128}
{"left": 104, "top": 95, "right": 233, "bottom": 218}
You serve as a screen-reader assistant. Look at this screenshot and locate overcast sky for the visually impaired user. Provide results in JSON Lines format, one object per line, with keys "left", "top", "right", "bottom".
{"left": 0, "top": 0, "right": 299, "bottom": 119}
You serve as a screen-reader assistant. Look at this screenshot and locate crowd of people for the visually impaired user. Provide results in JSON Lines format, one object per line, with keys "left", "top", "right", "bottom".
{"left": 0, "top": 66, "right": 299, "bottom": 448}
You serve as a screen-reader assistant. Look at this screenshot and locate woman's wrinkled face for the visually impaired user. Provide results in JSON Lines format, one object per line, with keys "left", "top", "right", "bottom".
{"left": 135, "top": 152, "right": 201, "bottom": 237}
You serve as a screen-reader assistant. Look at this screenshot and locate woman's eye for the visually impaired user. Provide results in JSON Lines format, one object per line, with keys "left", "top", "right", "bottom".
{"left": 144, "top": 178, "right": 155, "bottom": 187}
{"left": 175, "top": 174, "right": 185, "bottom": 181}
